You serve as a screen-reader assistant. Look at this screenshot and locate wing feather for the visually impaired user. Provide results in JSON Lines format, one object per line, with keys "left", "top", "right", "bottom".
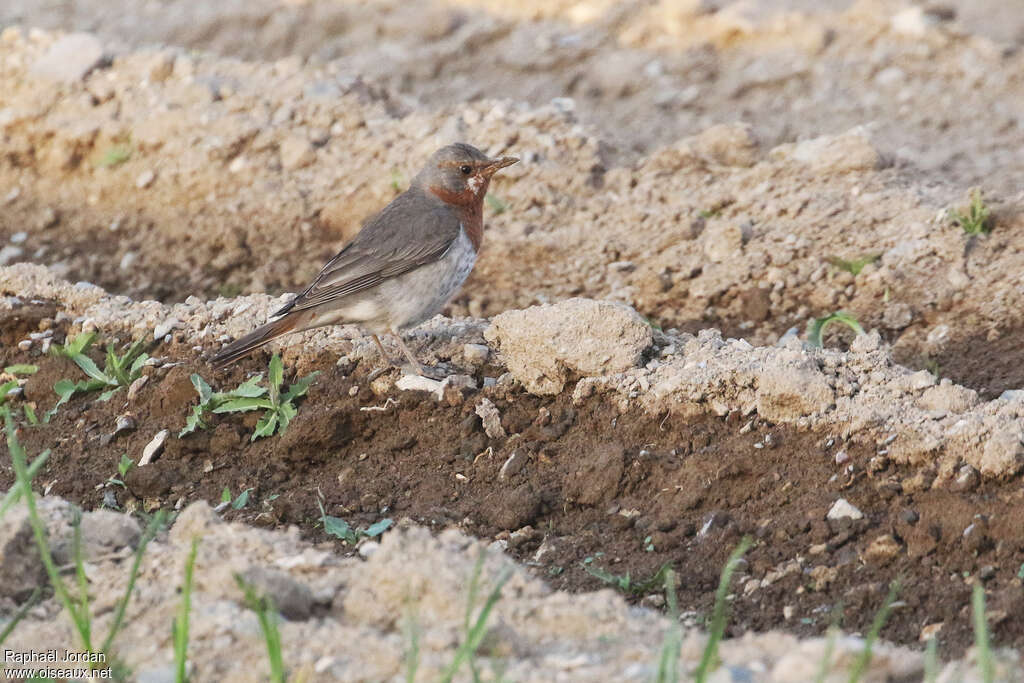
{"left": 273, "top": 189, "right": 460, "bottom": 317}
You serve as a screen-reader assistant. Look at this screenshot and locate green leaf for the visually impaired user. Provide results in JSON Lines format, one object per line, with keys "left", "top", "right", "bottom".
{"left": 212, "top": 397, "right": 276, "bottom": 414}
{"left": 251, "top": 412, "right": 279, "bottom": 441}
{"left": 53, "top": 379, "right": 77, "bottom": 400}
{"left": 129, "top": 352, "right": 149, "bottom": 377}
{"left": 281, "top": 371, "right": 320, "bottom": 402}
{"left": 72, "top": 354, "right": 114, "bottom": 385}
{"left": 322, "top": 515, "right": 357, "bottom": 544}
{"left": 190, "top": 373, "right": 213, "bottom": 404}
{"left": 0, "top": 380, "right": 17, "bottom": 405}
{"left": 24, "top": 404, "right": 38, "bottom": 425}
{"left": 4, "top": 364, "right": 38, "bottom": 375}
{"left": 98, "top": 388, "right": 121, "bottom": 402}
{"left": 363, "top": 518, "right": 393, "bottom": 537}
{"left": 62, "top": 331, "right": 97, "bottom": 357}
{"left": 232, "top": 488, "right": 253, "bottom": 510}
{"left": 105, "top": 344, "right": 122, "bottom": 381}
{"left": 179, "top": 408, "right": 205, "bottom": 438}
{"left": 232, "top": 375, "right": 267, "bottom": 398}
{"left": 220, "top": 487, "right": 232, "bottom": 504}
{"left": 268, "top": 355, "right": 284, "bottom": 399}
{"left": 277, "top": 402, "right": 297, "bottom": 434}
{"left": 117, "top": 454, "right": 134, "bottom": 478}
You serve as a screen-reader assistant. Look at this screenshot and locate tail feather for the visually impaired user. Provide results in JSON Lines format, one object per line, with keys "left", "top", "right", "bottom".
{"left": 210, "top": 314, "right": 301, "bottom": 367}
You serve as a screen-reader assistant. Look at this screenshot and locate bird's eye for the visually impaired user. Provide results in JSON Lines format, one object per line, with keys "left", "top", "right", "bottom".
{"left": 460, "top": 165, "right": 473, "bottom": 175}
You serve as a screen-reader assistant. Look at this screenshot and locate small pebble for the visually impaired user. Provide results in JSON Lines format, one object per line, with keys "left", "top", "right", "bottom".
{"left": 135, "top": 170, "right": 156, "bottom": 189}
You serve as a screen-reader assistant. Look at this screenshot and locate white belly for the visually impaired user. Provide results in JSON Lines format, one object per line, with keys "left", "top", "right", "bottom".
{"left": 378, "top": 227, "right": 477, "bottom": 330}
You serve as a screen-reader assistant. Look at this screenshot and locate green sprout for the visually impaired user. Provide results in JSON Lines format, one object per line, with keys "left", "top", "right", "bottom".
{"left": 807, "top": 312, "right": 865, "bottom": 348}
{"left": 317, "top": 498, "right": 392, "bottom": 545}
{"left": 827, "top": 254, "right": 880, "bottom": 276}
{"left": 581, "top": 557, "right": 673, "bottom": 596}
{"left": 949, "top": 190, "right": 992, "bottom": 235}
{"left": 95, "top": 143, "right": 133, "bottom": 168}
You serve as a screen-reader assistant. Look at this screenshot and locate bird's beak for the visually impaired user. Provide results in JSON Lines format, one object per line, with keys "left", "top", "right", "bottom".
{"left": 481, "top": 156, "right": 519, "bottom": 177}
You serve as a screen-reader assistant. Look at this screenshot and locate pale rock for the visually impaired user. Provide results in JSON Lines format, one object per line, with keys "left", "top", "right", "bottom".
{"left": 973, "top": 427, "right": 1024, "bottom": 478}
{"left": 31, "top": 33, "right": 105, "bottom": 82}
{"left": 917, "top": 383, "right": 978, "bottom": 413}
{"left": 485, "top": 298, "right": 652, "bottom": 395}
{"left": 135, "top": 169, "right": 156, "bottom": 189}
{"left": 891, "top": 6, "right": 935, "bottom": 37}
{"left": 475, "top": 398, "right": 507, "bottom": 439}
{"left": 687, "top": 123, "right": 760, "bottom": 167}
{"left": 463, "top": 343, "right": 490, "bottom": 365}
{"left": 827, "top": 498, "right": 863, "bottom": 521}
{"left": 788, "top": 127, "right": 881, "bottom": 173}
{"left": 139, "top": 429, "right": 169, "bottom": 466}
{"left": 756, "top": 359, "right": 834, "bottom": 420}
{"left": 279, "top": 135, "right": 316, "bottom": 170}
{"left": 0, "top": 245, "right": 24, "bottom": 266}
{"left": 703, "top": 222, "right": 745, "bottom": 263}
{"left": 395, "top": 374, "right": 445, "bottom": 400}
{"left": 153, "top": 317, "right": 180, "bottom": 340}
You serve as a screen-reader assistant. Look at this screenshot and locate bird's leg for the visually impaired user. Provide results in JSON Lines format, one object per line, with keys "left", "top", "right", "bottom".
{"left": 391, "top": 329, "right": 427, "bottom": 377}
{"left": 372, "top": 334, "right": 393, "bottom": 364}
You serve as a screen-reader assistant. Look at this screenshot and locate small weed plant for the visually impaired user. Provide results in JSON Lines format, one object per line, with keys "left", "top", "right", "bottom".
{"left": 49, "top": 332, "right": 149, "bottom": 416}
{"left": 949, "top": 190, "right": 992, "bottom": 235}
{"left": 318, "top": 498, "right": 392, "bottom": 545}
{"left": 181, "top": 355, "right": 318, "bottom": 440}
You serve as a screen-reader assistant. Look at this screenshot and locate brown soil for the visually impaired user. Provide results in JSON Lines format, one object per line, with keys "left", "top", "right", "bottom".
{"left": 4, "top": 304, "right": 1024, "bottom": 660}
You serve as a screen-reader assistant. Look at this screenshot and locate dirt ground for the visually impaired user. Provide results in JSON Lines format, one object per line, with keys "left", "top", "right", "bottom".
{"left": 2, "top": 0, "right": 1024, "bottom": 679}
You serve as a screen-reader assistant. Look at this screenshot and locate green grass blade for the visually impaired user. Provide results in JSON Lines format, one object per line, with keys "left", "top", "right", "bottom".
{"left": 923, "top": 635, "right": 939, "bottom": 683}
{"left": 71, "top": 511, "right": 93, "bottom": 649}
{"left": 653, "top": 568, "right": 680, "bottom": 683}
{"left": 100, "top": 509, "right": 167, "bottom": 654}
{"left": 440, "top": 558, "right": 512, "bottom": 683}
{"left": 814, "top": 607, "right": 843, "bottom": 683}
{"left": 174, "top": 537, "right": 200, "bottom": 683}
{"left": 694, "top": 537, "right": 752, "bottom": 683}
{"left": 972, "top": 582, "right": 994, "bottom": 683}
{"left": 5, "top": 410, "right": 93, "bottom": 651}
{"left": 0, "top": 587, "right": 41, "bottom": 645}
{"left": 847, "top": 581, "right": 900, "bottom": 683}
{"left": 0, "top": 449, "right": 49, "bottom": 518}
{"left": 236, "top": 576, "right": 286, "bottom": 683}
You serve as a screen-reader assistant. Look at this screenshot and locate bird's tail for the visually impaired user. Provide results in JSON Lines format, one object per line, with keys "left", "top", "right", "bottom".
{"left": 210, "top": 314, "right": 302, "bottom": 368}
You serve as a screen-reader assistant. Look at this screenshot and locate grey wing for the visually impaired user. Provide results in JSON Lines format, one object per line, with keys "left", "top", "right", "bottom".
{"left": 273, "top": 193, "right": 460, "bottom": 317}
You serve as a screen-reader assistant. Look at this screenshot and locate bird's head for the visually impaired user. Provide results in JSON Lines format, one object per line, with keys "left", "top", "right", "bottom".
{"left": 415, "top": 143, "right": 518, "bottom": 207}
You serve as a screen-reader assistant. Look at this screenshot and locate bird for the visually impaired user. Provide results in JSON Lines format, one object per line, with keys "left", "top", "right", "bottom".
{"left": 210, "top": 142, "right": 518, "bottom": 374}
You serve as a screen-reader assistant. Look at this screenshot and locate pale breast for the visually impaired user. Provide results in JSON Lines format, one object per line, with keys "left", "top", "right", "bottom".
{"left": 378, "top": 227, "right": 478, "bottom": 330}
